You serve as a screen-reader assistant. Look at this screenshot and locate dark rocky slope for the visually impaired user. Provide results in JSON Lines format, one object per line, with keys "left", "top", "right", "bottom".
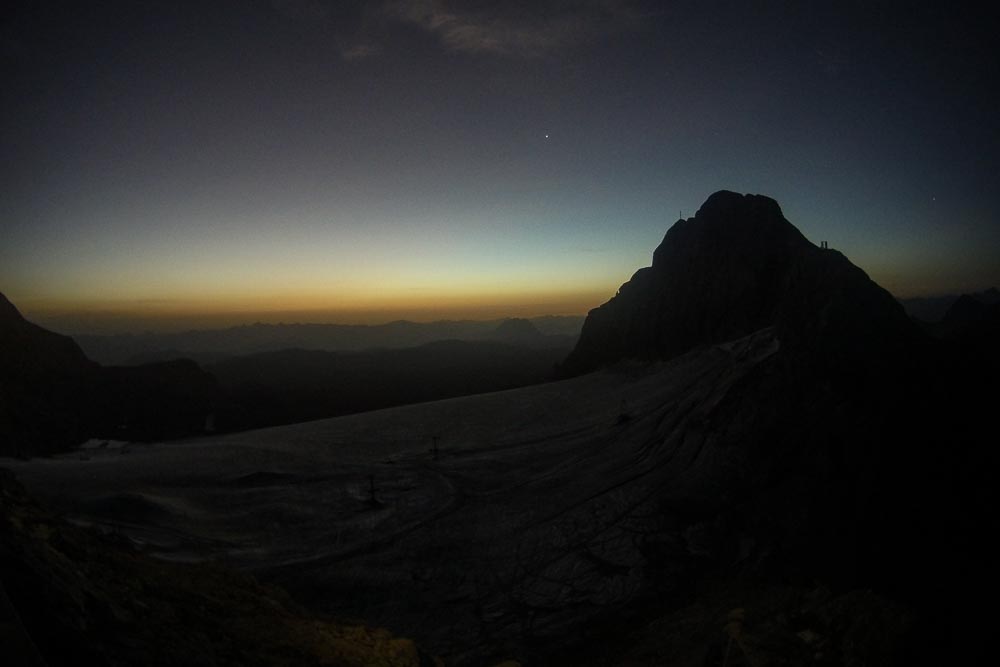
{"left": 562, "top": 191, "right": 916, "bottom": 376}
{"left": 206, "top": 340, "right": 569, "bottom": 430}
{"left": 1, "top": 293, "right": 98, "bottom": 455}
{"left": 0, "top": 294, "right": 222, "bottom": 456}
{"left": 546, "top": 191, "right": 996, "bottom": 663}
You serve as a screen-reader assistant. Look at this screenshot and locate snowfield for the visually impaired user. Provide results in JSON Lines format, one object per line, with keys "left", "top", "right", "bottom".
{"left": 7, "top": 329, "right": 779, "bottom": 663}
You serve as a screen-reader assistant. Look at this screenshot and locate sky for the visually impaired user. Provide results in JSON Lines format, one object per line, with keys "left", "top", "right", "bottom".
{"left": 2, "top": 0, "right": 998, "bottom": 333}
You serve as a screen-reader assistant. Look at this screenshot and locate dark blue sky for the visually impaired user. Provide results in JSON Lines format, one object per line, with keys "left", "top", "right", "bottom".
{"left": 2, "top": 1, "right": 997, "bottom": 332}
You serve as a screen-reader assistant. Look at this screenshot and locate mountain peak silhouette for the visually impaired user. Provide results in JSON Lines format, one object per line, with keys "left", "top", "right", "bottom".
{"left": 1, "top": 291, "right": 221, "bottom": 456}
{"left": 562, "top": 191, "right": 914, "bottom": 375}
{"left": 492, "top": 317, "right": 543, "bottom": 342}
{"left": 652, "top": 191, "right": 804, "bottom": 269}
{"left": 0, "top": 291, "right": 94, "bottom": 374}
{"left": 0, "top": 291, "right": 19, "bottom": 319}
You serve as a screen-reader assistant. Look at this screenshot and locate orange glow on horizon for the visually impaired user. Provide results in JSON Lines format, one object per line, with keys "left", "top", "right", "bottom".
{"left": 16, "top": 287, "right": 611, "bottom": 333}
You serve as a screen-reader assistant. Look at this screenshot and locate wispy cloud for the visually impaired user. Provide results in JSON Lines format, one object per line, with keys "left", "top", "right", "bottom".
{"left": 382, "top": 0, "right": 645, "bottom": 58}
{"left": 338, "top": 41, "right": 383, "bottom": 60}
{"left": 270, "top": 0, "right": 333, "bottom": 22}
{"left": 268, "top": 0, "right": 646, "bottom": 61}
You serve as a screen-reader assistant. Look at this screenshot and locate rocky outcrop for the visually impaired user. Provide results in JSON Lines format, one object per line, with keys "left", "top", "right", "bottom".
{"left": 0, "top": 294, "right": 94, "bottom": 375}
{"left": 561, "top": 191, "right": 916, "bottom": 375}
{"left": 1, "top": 293, "right": 97, "bottom": 455}
{"left": 87, "top": 359, "right": 224, "bottom": 442}
{"left": 0, "top": 293, "right": 223, "bottom": 456}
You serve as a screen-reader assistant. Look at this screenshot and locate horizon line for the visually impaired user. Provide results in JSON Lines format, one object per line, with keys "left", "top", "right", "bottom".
{"left": 18, "top": 301, "right": 599, "bottom": 336}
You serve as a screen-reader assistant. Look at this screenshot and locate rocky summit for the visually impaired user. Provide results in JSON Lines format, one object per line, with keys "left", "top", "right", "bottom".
{"left": 561, "top": 190, "right": 915, "bottom": 375}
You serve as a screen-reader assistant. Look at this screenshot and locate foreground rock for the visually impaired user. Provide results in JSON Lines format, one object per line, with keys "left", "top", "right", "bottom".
{"left": 0, "top": 468, "right": 436, "bottom": 667}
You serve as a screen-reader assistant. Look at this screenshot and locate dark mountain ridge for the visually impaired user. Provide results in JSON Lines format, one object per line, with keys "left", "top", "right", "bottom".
{"left": 940, "top": 291, "right": 1000, "bottom": 333}
{"left": 206, "top": 338, "right": 571, "bottom": 430}
{"left": 1, "top": 294, "right": 222, "bottom": 456}
{"left": 1, "top": 294, "right": 575, "bottom": 452}
{"left": 72, "top": 315, "right": 583, "bottom": 366}
{"left": 0, "top": 293, "right": 94, "bottom": 375}
{"left": 562, "top": 190, "right": 916, "bottom": 375}
{"left": 1, "top": 293, "right": 97, "bottom": 456}
{"left": 900, "top": 286, "right": 999, "bottom": 323}
{"left": 553, "top": 191, "right": 996, "bottom": 662}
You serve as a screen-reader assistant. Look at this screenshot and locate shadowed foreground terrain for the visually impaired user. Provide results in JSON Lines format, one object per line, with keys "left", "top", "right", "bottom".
{"left": 0, "top": 469, "right": 436, "bottom": 667}
{"left": 205, "top": 338, "right": 572, "bottom": 431}
{"left": 3, "top": 192, "right": 996, "bottom": 665}
{"left": 7, "top": 318, "right": 988, "bottom": 665}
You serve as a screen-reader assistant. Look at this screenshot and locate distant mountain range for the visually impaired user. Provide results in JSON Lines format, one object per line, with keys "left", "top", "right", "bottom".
{"left": 898, "top": 287, "right": 1000, "bottom": 322}
{"left": 0, "top": 301, "right": 576, "bottom": 454}
{"left": 72, "top": 315, "right": 584, "bottom": 366}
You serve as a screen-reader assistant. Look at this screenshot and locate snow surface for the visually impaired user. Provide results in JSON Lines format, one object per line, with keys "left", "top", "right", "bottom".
{"left": 6, "top": 329, "right": 780, "bottom": 662}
